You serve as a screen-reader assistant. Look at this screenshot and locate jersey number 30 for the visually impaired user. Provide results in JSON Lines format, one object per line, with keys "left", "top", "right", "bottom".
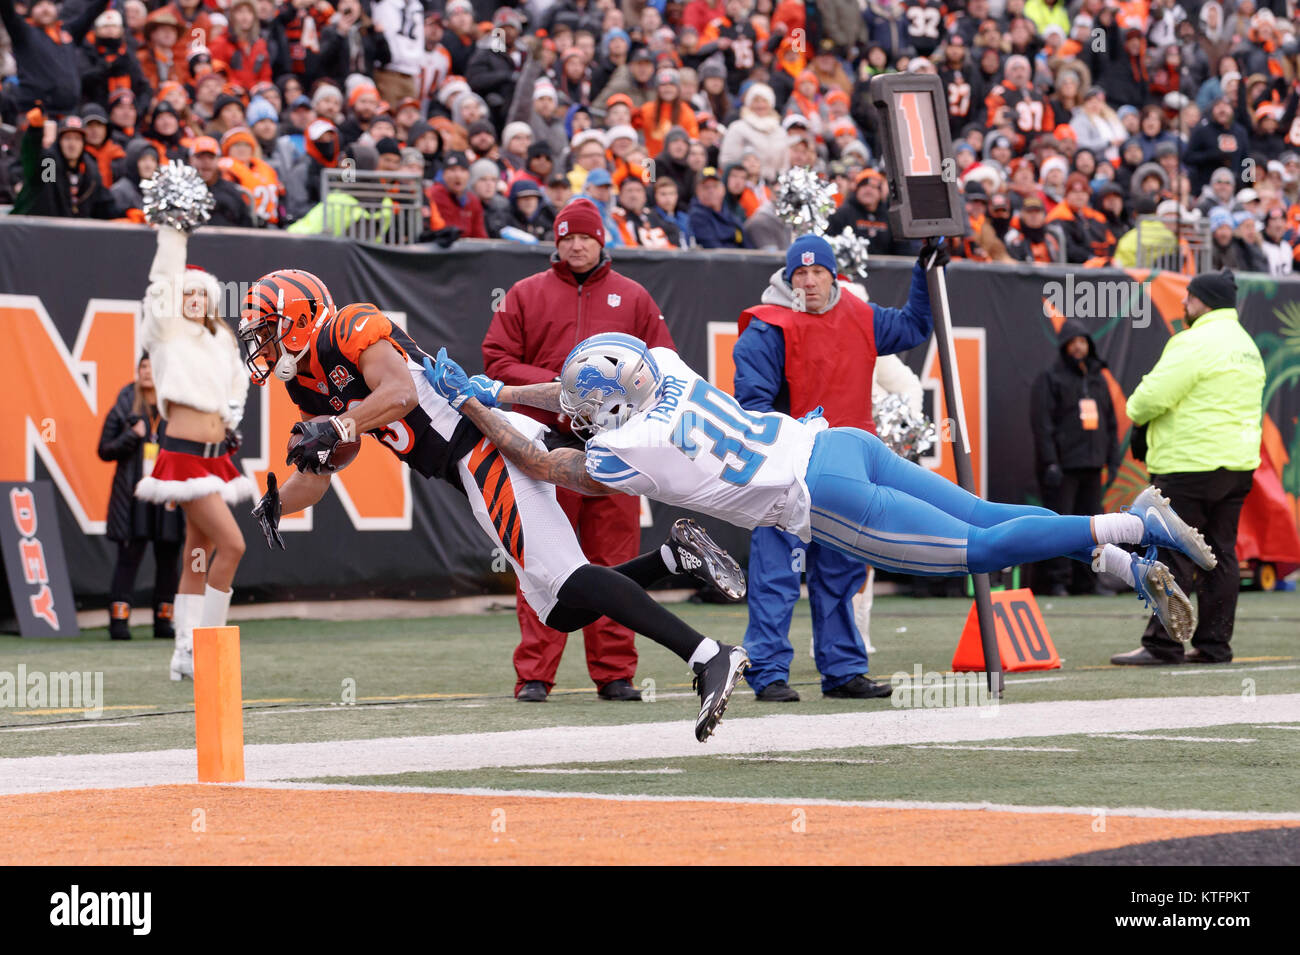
{"left": 670, "top": 380, "right": 780, "bottom": 486}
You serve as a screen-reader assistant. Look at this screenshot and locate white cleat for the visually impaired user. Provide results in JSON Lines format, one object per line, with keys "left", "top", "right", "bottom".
{"left": 1128, "top": 485, "right": 1217, "bottom": 571}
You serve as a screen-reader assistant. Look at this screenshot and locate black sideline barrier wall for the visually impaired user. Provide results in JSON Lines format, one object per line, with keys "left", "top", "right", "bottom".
{"left": 2, "top": 218, "right": 1297, "bottom": 609}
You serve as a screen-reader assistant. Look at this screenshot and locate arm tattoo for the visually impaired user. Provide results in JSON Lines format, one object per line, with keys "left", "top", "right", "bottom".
{"left": 459, "top": 399, "right": 614, "bottom": 496}
{"left": 499, "top": 381, "right": 564, "bottom": 413}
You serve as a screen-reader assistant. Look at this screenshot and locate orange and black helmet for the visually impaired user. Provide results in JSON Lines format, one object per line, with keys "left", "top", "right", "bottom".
{"left": 238, "top": 269, "right": 335, "bottom": 384}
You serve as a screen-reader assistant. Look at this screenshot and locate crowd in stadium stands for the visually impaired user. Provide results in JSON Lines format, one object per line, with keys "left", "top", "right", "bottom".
{"left": 2, "top": 0, "right": 1300, "bottom": 269}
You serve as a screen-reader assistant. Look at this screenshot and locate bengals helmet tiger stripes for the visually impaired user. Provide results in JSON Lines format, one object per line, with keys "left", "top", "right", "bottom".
{"left": 238, "top": 269, "right": 337, "bottom": 384}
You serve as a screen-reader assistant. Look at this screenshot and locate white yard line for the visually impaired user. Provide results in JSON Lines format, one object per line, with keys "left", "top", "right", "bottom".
{"left": 232, "top": 781, "right": 1300, "bottom": 823}
{"left": 1255, "top": 725, "right": 1300, "bottom": 730}
{"left": 510, "top": 768, "right": 683, "bottom": 775}
{"left": 1089, "top": 734, "right": 1256, "bottom": 743}
{"left": 1, "top": 693, "right": 1297, "bottom": 796}
{"left": 1165, "top": 665, "right": 1300, "bottom": 676}
{"left": 909, "top": 744, "right": 1078, "bottom": 752}
{"left": 717, "top": 756, "right": 887, "bottom": 764}
{"left": 0, "top": 721, "right": 141, "bottom": 733}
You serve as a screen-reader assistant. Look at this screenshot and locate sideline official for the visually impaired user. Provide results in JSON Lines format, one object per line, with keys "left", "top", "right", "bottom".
{"left": 1112, "top": 270, "right": 1264, "bottom": 665}
{"left": 482, "top": 197, "right": 675, "bottom": 701}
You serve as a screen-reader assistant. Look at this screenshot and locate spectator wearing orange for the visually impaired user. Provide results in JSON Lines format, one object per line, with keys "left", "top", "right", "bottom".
{"left": 0, "top": 0, "right": 110, "bottom": 115}
{"left": 612, "top": 175, "right": 680, "bottom": 247}
{"left": 164, "top": 0, "right": 216, "bottom": 69}
{"left": 1049, "top": 173, "right": 1117, "bottom": 264}
{"left": 209, "top": 0, "right": 273, "bottom": 92}
{"left": 82, "top": 8, "right": 149, "bottom": 109}
{"left": 219, "top": 126, "right": 284, "bottom": 226}
{"left": 108, "top": 88, "right": 138, "bottom": 146}
{"left": 339, "top": 82, "right": 381, "bottom": 147}
{"left": 81, "top": 104, "right": 125, "bottom": 188}
{"left": 14, "top": 109, "right": 119, "bottom": 218}
{"left": 638, "top": 68, "right": 698, "bottom": 158}
{"left": 143, "top": 101, "right": 190, "bottom": 163}
{"left": 785, "top": 69, "right": 827, "bottom": 141}
{"left": 1005, "top": 195, "right": 1064, "bottom": 263}
{"left": 603, "top": 125, "right": 642, "bottom": 187}
{"left": 137, "top": 8, "right": 189, "bottom": 92}
{"left": 809, "top": 38, "right": 853, "bottom": 95}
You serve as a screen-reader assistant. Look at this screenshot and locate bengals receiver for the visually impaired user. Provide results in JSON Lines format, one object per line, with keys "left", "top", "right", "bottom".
{"left": 237, "top": 270, "right": 751, "bottom": 741}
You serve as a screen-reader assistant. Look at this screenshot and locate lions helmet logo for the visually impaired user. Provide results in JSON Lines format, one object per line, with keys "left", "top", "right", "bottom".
{"left": 801, "top": 251, "right": 815, "bottom": 266}
{"left": 574, "top": 361, "right": 628, "bottom": 399}
{"left": 558, "top": 221, "right": 569, "bottom": 236}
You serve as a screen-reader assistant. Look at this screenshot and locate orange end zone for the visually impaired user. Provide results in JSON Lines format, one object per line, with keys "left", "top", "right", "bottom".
{"left": 1, "top": 786, "right": 1294, "bottom": 866}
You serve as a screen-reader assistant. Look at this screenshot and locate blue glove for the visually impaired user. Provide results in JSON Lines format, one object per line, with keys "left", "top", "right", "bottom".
{"left": 422, "top": 349, "right": 502, "bottom": 409}
{"left": 465, "top": 374, "right": 504, "bottom": 408}
{"left": 798, "top": 406, "right": 825, "bottom": 424}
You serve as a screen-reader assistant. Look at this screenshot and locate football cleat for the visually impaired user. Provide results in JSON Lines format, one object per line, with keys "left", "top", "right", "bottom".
{"left": 669, "top": 518, "right": 747, "bottom": 601}
{"left": 1124, "top": 551, "right": 1197, "bottom": 644}
{"left": 692, "top": 643, "right": 749, "bottom": 742}
{"left": 1128, "top": 485, "right": 1217, "bottom": 571}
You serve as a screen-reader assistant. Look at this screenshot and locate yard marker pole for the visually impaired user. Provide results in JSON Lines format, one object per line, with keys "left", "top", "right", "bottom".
{"left": 925, "top": 261, "right": 1004, "bottom": 697}
{"left": 194, "top": 626, "right": 245, "bottom": 782}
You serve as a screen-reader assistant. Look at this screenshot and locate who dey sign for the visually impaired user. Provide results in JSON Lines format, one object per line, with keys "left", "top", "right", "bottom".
{"left": 1, "top": 482, "right": 80, "bottom": 637}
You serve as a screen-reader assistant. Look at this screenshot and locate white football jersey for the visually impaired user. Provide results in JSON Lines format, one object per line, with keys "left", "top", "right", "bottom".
{"left": 585, "top": 348, "right": 827, "bottom": 541}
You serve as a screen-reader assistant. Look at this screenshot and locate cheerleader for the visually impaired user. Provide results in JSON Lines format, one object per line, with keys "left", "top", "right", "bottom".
{"left": 134, "top": 222, "right": 254, "bottom": 680}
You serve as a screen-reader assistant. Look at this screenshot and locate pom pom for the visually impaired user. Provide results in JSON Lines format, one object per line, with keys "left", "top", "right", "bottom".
{"left": 142, "top": 160, "right": 214, "bottom": 233}
{"left": 873, "top": 393, "right": 937, "bottom": 462}
{"left": 774, "top": 166, "right": 837, "bottom": 237}
{"left": 828, "top": 226, "right": 871, "bottom": 280}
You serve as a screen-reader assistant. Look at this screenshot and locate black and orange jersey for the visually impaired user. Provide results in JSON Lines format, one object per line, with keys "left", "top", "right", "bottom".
{"left": 939, "top": 65, "right": 984, "bottom": 136}
{"left": 904, "top": 0, "right": 947, "bottom": 57}
{"left": 984, "top": 82, "right": 1055, "bottom": 137}
{"left": 284, "top": 302, "right": 480, "bottom": 490}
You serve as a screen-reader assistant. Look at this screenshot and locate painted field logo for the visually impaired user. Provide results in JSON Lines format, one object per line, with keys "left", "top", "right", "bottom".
{"left": 0, "top": 665, "right": 103, "bottom": 717}
{"left": 49, "top": 885, "right": 151, "bottom": 935}
{"left": 890, "top": 665, "right": 998, "bottom": 715}
{"left": 1042, "top": 274, "right": 1151, "bottom": 328}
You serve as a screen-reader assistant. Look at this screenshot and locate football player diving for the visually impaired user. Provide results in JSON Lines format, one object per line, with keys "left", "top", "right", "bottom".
{"left": 236, "top": 269, "right": 750, "bottom": 741}
{"left": 425, "top": 332, "right": 1214, "bottom": 645}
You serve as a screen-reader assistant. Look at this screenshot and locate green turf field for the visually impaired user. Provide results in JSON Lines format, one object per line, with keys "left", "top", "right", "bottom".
{"left": 2, "top": 592, "right": 1297, "bottom": 812}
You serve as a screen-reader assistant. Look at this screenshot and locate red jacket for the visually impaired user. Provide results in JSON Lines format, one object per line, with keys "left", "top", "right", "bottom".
{"left": 428, "top": 182, "right": 487, "bottom": 238}
{"left": 482, "top": 254, "right": 675, "bottom": 432}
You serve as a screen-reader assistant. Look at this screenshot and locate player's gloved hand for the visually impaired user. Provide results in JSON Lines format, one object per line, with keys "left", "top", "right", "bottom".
{"left": 252, "top": 471, "right": 285, "bottom": 550}
{"left": 798, "top": 406, "right": 825, "bottom": 424}
{"left": 286, "top": 417, "right": 345, "bottom": 473}
{"left": 918, "top": 237, "right": 950, "bottom": 270}
{"left": 1042, "top": 463, "right": 1064, "bottom": 489}
{"left": 422, "top": 348, "right": 501, "bottom": 409}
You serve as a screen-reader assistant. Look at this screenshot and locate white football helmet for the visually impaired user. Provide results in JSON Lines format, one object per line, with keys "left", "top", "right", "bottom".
{"left": 560, "top": 333, "right": 662, "bottom": 437}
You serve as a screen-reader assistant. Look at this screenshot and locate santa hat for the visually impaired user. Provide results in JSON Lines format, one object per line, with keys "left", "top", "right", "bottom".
{"left": 183, "top": 266, "right": 222, "bottom": 319}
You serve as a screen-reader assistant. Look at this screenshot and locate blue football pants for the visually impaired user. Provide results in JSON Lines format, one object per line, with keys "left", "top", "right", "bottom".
{"left": 804, "top": 428, "right": 1098, "bottom": 575}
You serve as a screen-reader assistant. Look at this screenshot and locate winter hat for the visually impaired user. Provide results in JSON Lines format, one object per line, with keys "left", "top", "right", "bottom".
{"left": 375, "top": 137, "right": 402, "bottom": 157}
{"left": 213, "top": 94, "right": 244, "bottom": 118}
{"left": 311, "top": 83, "right": 343, "bottom": 110}
{"left": 1040, "top": 155, "right": 1069, "bottom": 182}
{"left": 348, "top": 83, "right": 379, "bottom": 109}
{"left": 1186, "top": 270, "right": 1236, "bottom": 309}
{"left": 571, "top": 128, "right": 606, "bottom": 151}
{"left": 467, "top": 120, "right": 496, "bottom": 141}
{"left": 246, "top": 97, "right": 277, "bottom": 126}
{"left": 785, "top": 234, "right": 837, "bottom": 281}
{"left": 604, "top": 124, "right": 638, "bottom": 148}
{"left": 1208, "top": 208, "right": 1234, "bottom": 231}
{"left": 510, "top": 179, "right": 543, "bottom": 201}
{"left": 468, "top": 158, "right": 499, "bottom": 185}
{"left": 744, "top": 83, "right": 776, "bottom": 108}
{"left": 221, "top": 126, "right": 257, "bottom": 155}
{"left": 554, "top": 197, "right": 606, "bottom": 245}
{"left": 527, "top": 141, "right": 553, "bottom": 160}
{"left": 533, "top": 79, "right": 557, "bottom": 101}
{"left": 501, "top": 121, "right": 533, "bottom": 148}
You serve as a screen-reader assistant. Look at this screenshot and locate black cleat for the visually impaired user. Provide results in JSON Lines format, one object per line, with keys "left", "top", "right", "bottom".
{"left": 516, "top": 681, "right": 549, "bottom": 702}
{"left": 597, "top": 678, "right": 643, "bottom": 701}
{"left": 755, "top": 680, "right": 801, "bottom": 702}
{"left": 823, "top": 675, "right": 894, "bottom": 699}
{"left": 669, "top": 518, "right": 747, "bottom": 601}
{"left": 693, "top": 643, "right": 749, "bottom": 742}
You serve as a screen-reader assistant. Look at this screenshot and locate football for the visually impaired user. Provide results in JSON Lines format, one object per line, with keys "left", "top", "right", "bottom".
{"left": 288, "top": 415, "right": 363, "bottom": 472}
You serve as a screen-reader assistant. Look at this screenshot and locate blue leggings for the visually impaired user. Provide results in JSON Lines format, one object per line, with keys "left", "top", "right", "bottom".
{"left": 804, "top": 428, "right": 1098, "bottom": 576}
